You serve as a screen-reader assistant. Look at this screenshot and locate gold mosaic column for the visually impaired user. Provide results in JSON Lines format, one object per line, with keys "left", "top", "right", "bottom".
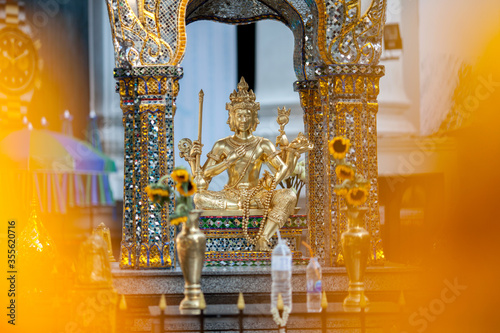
{"left": 317, "top": 65, "right": 385, "bottom": 265}
{"left": 303, "top": 0, "right": 388, "bottom": 265}
{"left": 294, "top": 80, "right": 333, "bottom": 265}
{"left": 105, "top": 0, "right": 188, "bottom": 269}
{"left": 115, "top": 66, "right": 182, "bottom": 269}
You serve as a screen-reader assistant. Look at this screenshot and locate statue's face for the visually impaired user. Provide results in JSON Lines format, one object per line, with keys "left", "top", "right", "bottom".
{"left": 231, "top": 108, "right": 256, "bottom": 133}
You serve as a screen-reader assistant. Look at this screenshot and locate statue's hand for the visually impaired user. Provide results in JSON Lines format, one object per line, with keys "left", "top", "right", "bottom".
{"left": 288, "top": 133, "right": 314, "bottom": 154}
{"left": 193, "top": 173, "right": 209, "bottom": 190}
{"left": 225, "top": 145, "right": 246, "bottom": 166}
{"left": 190, "top": 140, "right": 203, "bottom": 158}
{"left": 178, "top": 138, "right": 193, "bottom": 161}
{"left": 276, "top": 133, "right": 289, "bottom": 147}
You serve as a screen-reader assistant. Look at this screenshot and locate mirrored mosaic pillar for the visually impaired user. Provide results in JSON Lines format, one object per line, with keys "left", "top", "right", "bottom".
{"left": 316, "top": 65, "right": 385, "bottom": 266}
{"left": 294, "top": 80, "right": 332, "bottom": 265}
{"left": 296, "top": 0, "right": 388, "bottom": 266}
{"left": 115, "top": 66, "right": 183, "bottom": 269}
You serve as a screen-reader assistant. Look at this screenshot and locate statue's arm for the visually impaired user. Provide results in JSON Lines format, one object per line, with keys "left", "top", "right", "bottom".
{"left": 262, "top": 140, "right": 290, "bottom": 184}
{"left": 202, "top": 157, "right": 228, "bottom": 179}
{"left": 280, "top": 147, "right": 301, "bottom": 178}
{"left": 201, "top": 141, "right": 230, "bottom": 179}
{"left": 278, "top": 133, "right": 313, "bottom": 179}
{"left": 187, "top": 157, "right": 197, "bottom": 176}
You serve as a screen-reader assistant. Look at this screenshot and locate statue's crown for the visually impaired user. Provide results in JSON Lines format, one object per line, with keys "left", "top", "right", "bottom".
{"left": 226, "top": 77, "right": 260, "bottom": 112}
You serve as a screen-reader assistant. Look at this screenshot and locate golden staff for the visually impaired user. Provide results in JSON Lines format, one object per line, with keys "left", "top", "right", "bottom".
{"left": 196, "top": 90, "right": 204, "bottom": 175}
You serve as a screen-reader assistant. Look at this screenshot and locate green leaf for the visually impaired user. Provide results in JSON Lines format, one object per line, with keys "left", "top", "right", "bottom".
{"left": 182, "top": 181, "right": 189, "bottom": 194}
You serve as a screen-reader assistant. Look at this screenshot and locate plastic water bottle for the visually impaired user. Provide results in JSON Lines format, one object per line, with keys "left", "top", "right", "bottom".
{"left": 271, "top": 239, "right": 293, "bottom": 312}
{"left": 306, "top": 257, "right": 322, "bottom": 312}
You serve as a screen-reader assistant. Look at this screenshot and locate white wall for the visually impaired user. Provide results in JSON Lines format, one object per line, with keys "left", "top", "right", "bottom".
{"left": 255, "top": 20, "right": 303, "bottom": 141}
{"left": 419, "top": 0, "right": 500, "bottom": 135}
{"left": 378, "top": 0, "right": 500, "bottom": 177}
{"left": 378, "top": 0, "right": 419, "bottom": 136}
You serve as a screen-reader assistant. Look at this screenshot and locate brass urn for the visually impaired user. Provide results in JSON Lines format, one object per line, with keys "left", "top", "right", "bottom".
{"left": 341, "top": 207, "right": 370, "bottom": 308}
{"left": 176, "top": 209, "right": 206, "bottom": 312}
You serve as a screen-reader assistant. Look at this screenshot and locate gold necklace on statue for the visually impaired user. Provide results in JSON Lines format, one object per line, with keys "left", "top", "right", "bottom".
{"left": 240, "top": 177, "right": 277, "bottom": 247}
{"left": 227, "top": 135, "right": 259, "bottom": 149}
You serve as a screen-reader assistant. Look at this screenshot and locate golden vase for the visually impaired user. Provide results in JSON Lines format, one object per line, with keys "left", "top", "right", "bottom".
{"left": 341, "top": 207, "right": 370, "bottom": 308}
{"left": 176, "top": 209, "right": 206, "bottom": 312}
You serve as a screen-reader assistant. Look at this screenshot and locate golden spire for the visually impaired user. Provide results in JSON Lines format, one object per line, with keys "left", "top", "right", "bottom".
{"left": 199, "top": 292, "right": 206, "bottom": 310}
{"left": 398, "top": 290, "right": 406, "bottom": 307}
{"left": 277, "top": 293, "right": 284, "bottom": 311}
{"left": 119, "top": 295, "right": 127, "bottom": 310}
{"left": 360, "top": 293, "right": 368, "bottom": 309}
{"left": 321, "top": 291, "right": 328, "bottom": 310}
{"left": 237, "top": 292, "right": 245, "bottom": 310}
{"left": 18, "top": 192, "right": 57, "bottom": 270}
{"left": 159, "top": 294, "right": 167, "bottom": 311}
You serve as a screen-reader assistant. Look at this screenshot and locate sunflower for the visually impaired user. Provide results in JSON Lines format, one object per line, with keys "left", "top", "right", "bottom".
{"left": 171, "top": 167, "right": 190, "bottom": 183}
{"left": 145, "top": 185, "right": 171, "bottom": 206}
{"left": 335, "top": 164, "right": 355, "bottom": 180}
{"left": 328, "top": 136, "right": 350, "bottom": 160}
{"left": 176, "top": 179, "right": 197, "bottom": 197}
{"left": 346, "top": 187, "right": 368, "bottom": 206}
{"left": 334, "top": 187, "right": 348, "bottom": 197}
{"left": 170, "top": 215, "right": 188, "bottom": 226}
{"left": 145, "top": 187, "right": 153, "bottom": 202}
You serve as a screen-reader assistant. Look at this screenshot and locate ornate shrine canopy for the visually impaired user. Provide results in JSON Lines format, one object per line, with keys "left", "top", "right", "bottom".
{"left": 108, "top": 0, "right": 386, "bottom": 80}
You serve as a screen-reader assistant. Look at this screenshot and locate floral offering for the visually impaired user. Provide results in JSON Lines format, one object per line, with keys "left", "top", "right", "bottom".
{"left": 279, "top": 159, "right": 307, "bottom": 199}
{"left": 328, "top": 136, "right": 370, "bottom": 208}
{"left": 146, "top": 166, "right": 197, "bottom": 225}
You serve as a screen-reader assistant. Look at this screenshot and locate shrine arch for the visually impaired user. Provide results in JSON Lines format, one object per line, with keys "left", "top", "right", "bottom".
{"left": 185, "top": 0, "right": 322, "bottom": 81}
{"left": 107, "top": 0, "right": 388, "bottom": 268}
